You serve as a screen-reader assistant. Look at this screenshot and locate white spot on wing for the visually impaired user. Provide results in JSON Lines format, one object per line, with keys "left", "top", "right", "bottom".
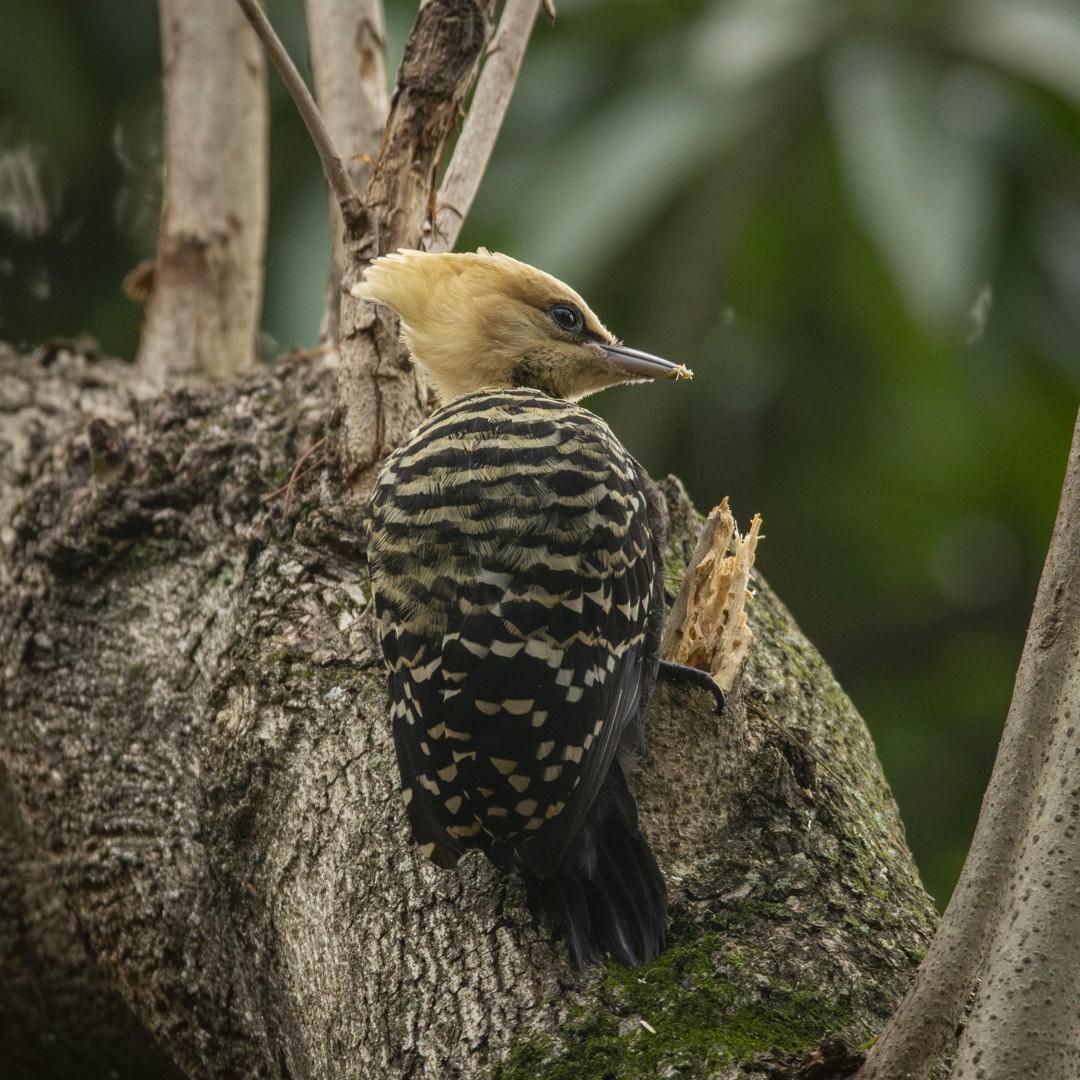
{"left": 503, "top": 698, "right": 535, "bottom": 715}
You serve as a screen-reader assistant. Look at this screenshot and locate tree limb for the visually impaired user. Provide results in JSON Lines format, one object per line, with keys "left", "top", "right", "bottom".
{"left": 857, "top": 404, "right": 1080, "bottom": 1078}
{"left": 427, "top": 0, "right": 544, "bottom": 254}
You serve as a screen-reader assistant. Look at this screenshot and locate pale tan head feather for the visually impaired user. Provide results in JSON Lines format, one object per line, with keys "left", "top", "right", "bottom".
{"left": 352, "top": 248, "right": 680, "bottom": 404}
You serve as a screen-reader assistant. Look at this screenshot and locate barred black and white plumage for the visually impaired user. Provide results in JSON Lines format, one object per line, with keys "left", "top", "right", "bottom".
{"left": 358, "top": 249, "right": 694, "bottom": 967}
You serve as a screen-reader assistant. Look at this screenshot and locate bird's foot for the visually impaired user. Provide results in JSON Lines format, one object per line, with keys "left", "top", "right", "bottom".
{"left": 656, "top": 660, "right": 725, "bottom": 715}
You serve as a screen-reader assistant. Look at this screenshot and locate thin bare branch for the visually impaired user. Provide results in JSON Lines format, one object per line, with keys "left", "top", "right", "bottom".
{"left": 233, "top": 0, "right": 364, "bottom": 228}
{"left": 856, "top": 404, "right": 1080, "bottom": 1079}
{"left": 427, "top": 0, "right": 543, "bottom": 253}
{"left": 305, "top": 0, "right": 389, "bottom": 339}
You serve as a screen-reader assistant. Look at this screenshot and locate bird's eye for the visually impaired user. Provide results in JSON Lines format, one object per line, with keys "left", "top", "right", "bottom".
{"left": 548, "top": 304, "right": 584, "bottom": 334}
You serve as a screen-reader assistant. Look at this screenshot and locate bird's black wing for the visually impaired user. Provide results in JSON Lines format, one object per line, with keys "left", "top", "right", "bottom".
{"left": 370, "top": 388, "right": 661, "bottom": 891}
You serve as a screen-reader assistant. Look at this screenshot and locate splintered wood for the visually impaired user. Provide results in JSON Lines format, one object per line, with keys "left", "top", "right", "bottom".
{"left": 662, "top": 498, "right": 761, "bottom": 693}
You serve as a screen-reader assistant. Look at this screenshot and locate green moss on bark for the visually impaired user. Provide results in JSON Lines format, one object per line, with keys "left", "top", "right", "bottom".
{"left": 499, "top": 938, "right": 857, "bottom": 1079}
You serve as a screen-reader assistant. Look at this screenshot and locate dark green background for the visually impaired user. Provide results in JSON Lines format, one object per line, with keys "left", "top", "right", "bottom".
{"left": 3, "top": 0, "right": 1078, "bottom": 906}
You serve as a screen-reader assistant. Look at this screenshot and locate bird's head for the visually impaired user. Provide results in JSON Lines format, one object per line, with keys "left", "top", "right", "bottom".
{"left": 351, "top": 248, "right": 692, "bottom": 404}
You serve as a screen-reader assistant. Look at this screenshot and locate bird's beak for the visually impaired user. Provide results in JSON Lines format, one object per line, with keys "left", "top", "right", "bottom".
{"left": 599, "top": 343, "right": 693, "bottom": 382}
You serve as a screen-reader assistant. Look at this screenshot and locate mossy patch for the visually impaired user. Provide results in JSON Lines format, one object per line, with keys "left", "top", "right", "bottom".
{"left": 497, "top": 937, "right": 855, "bottom": 1079}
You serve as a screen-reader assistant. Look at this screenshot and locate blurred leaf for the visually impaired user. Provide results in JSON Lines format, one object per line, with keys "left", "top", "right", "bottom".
{"left": 827, "top": 39, "right": 999, "bottom": 328}
{"left": 688, "top": 0, "right": 827, "bottom": 94}
{"left": 505, "top": 83, "right": 744, "bottom": 280}
{"left": 955, "top": 0, "right": 1080, "bottom": 108}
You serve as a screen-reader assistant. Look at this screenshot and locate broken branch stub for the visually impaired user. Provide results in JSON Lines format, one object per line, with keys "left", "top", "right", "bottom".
{"left": 662, "top": 498, "right": 761, "bottom": 693}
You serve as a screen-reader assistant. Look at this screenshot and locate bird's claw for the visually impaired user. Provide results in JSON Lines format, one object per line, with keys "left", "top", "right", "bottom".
{"left": 656, "top": 660, "right": 726, "bottom": 715}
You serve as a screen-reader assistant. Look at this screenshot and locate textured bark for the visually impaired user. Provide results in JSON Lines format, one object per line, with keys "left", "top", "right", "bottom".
{"left": 0, "top": 344, "right": 937, "bottom": 1079}
{"left": 0, "top": 758, "right": 186, "bottom": 1080}
{"left": 945, "top": 407, "right": 1080, "bottom": 1080}
{"left": 136, "top": 0, "right": 267, "bottom": 385}
{"left": 335, "top": 0, "right": 497, "bottom": 487}
{"left": 305, "top": 0, "right": 389, "bottom": 341}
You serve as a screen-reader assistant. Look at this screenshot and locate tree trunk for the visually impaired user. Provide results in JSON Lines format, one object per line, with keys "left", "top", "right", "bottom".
{"left": 0, "top": 341, "right": 937, "bottom": 1079}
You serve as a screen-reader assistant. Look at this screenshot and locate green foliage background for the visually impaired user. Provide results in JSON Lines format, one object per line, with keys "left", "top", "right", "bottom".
{"left": 3, "top": 0, "right": 1078, "bottom": 905}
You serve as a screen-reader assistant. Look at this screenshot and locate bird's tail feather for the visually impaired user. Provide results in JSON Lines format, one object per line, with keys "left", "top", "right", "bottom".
{"left": 521, "top": 762, "right": 667, "bottom": 967}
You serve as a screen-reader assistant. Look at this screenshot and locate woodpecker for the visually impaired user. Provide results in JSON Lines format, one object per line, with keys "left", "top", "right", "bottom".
{"left": 356, "top": 248, "right": 695, "bottom": 967}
